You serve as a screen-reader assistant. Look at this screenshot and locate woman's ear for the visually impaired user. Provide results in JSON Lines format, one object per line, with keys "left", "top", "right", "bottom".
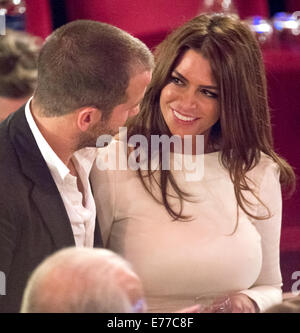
{"left": 76, "top": 107, "right": 102, "bottom": 131}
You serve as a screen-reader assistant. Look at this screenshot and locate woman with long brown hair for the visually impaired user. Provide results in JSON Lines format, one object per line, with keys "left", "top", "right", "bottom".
{"left": 92, "top": 14, "right": 295, "bottom": 313}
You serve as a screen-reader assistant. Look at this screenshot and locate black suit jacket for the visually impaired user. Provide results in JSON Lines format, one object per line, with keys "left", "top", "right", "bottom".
{"left": 0, "top": 106, "right": 102, "bottom": 312}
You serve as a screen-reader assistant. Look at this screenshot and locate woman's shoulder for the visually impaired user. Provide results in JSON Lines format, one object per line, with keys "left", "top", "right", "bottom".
{"left": 255, "top": 152, "right": 280, "bottom": 174}
{"left": 247, "top": 151, "right": 280, "bottom": 187}
{"left": 93, "top": 138, "right": 144, "bottom": 186}
{"left": 95, "top": 138, "right": 129, "bottom": 170}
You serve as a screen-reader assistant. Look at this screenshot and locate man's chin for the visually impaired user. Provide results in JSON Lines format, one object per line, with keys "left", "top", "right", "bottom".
{"left": 77, "top": 128, "right": 117, "bottom": 150}
{"left": 96, "top": 133, "right": 114, "bottom": 148}
{"left": 75, "top": 141, "right": 97, "bottom": 151}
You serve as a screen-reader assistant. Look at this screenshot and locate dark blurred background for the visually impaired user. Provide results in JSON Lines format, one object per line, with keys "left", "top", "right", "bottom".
{"left": 48, "top": 0, "right": 289, "bottom": 30}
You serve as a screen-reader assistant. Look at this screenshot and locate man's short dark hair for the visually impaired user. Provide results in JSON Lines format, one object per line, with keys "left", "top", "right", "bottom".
{"left": 34, "top": 20, "right": 153, "bottom": 117}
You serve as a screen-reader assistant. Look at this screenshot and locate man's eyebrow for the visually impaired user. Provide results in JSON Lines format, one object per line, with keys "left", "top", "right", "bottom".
{"left": 173, "top": 70, "right": 218, "bottom": 90}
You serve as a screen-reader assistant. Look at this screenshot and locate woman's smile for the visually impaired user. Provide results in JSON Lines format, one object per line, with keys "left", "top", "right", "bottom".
{"left": 172, "top": 108, "right": 199, "bottom": 123}
{"left": 160, "top": 49, "right": 219, "bottom": 147}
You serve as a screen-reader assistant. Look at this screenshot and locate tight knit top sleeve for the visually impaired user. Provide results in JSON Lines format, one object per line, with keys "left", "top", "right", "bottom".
{"left": 90, "top": 140, "right": 282, "bottom": 313}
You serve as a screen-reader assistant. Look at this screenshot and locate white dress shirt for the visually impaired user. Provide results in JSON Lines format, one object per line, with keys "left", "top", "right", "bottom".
{"left": 25, "top": 98, "right": 97, "bottom": 247}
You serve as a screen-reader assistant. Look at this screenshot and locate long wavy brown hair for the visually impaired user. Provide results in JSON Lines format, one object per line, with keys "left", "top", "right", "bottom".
{"left": 127, "top": 14, "right": 295, "bottom": 222}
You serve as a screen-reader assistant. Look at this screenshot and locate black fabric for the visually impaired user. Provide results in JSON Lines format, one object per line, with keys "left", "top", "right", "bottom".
{"left": 49, "top": 0, "right": 68, "bottom": 29}
{"left": 0, "top": 106, "right": 102, "bottom": 312}
{"left": 268, "top": 0, "right": 286, "bottom": 16}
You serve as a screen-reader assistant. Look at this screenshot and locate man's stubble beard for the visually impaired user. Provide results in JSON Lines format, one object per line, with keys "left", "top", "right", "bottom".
{"left": 76, "top": 120, "right": 117, "bottom": 150}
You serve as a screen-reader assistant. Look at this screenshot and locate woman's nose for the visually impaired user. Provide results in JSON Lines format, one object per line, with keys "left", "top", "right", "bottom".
{"left": 180, "top": 88, "right": 198, "bottom": 110}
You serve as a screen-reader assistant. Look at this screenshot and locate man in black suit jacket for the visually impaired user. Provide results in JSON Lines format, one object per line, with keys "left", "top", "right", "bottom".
{"left": 0, "top": 20, "right": 153, "bottom": 312}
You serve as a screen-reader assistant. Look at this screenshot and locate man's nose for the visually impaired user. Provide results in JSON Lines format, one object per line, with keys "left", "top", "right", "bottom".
{"left": 129, "top": 105, "right": 140, "bottom": 117}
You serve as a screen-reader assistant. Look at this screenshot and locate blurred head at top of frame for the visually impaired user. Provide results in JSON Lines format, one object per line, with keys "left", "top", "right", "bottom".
{"left": 0, "top": 29, "right": 41, "bottom": 121}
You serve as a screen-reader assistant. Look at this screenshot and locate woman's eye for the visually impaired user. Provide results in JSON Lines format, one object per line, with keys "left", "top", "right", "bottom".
{"left": 170, "top": 76, "right": 183, "bottom": 86}
{"left": 201, "top": 89, "right": 218, "bottom": 99}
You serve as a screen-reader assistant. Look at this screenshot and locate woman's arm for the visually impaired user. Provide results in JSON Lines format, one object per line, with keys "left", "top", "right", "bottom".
{"left": 238, "top": 160, "right": 283, "bottom": 312}
{"left": 90, "top": 146, "right": 117, "bottom": 247}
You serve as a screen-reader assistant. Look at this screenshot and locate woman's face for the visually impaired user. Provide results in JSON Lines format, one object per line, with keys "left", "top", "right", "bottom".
{"left": 160, "top": 49, "right": 219, "bottom": 150}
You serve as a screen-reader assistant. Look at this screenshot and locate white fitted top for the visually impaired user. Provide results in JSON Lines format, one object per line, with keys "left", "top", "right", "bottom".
{"left": 91, "top": 140, "right": 282, "bottom": 312}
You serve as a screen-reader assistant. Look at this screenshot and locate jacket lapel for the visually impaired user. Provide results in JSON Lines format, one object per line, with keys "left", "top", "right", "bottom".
{"left": 9, "top": 107, "right": 75, "bottom": 248}
{"left": 93, "top": 216, "right": 103, "bottom": 247}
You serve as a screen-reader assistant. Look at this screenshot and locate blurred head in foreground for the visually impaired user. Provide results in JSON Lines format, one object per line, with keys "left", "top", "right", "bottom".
{"left": 265, "top": 296, "right": 300, "bottom": 313}
{"left": 20, "top": 247, "right": 146, "bottom": 313}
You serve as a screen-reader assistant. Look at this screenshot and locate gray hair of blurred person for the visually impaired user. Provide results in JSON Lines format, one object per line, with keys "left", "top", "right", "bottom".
{"left": 265, "top": 296, "right": 300, "bottom": 313}
{"left": 33, "top": 19, "right": 154, "bottom": 118}
{"left": 0, "top": 29, "right": 41, "bottom": 98}
{"left": 20, "top": 247, "right": 146, "bottom": 313}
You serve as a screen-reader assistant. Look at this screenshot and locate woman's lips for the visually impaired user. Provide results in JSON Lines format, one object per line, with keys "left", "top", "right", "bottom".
{"left": 172, "top": 109, "right": 199, "bottom": 123}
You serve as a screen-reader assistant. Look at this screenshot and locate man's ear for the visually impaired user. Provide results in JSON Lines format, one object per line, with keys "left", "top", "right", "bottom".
{"left": 76, "top": 107, "right": 102, "bottom": 131}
